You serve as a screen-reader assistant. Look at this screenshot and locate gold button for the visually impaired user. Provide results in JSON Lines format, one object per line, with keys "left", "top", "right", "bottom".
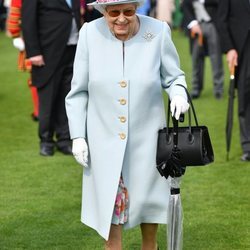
{"left": 120, "top": 81, "right": 127, "bottom": 88}
{"left": 119, "top": 98, "right": 126, "bottom": 105}
{"left": 119, "top": 116, "right": 126, "bottom": 123}
{"left": 119, "top": 133, "right": 126, "bottom": 140}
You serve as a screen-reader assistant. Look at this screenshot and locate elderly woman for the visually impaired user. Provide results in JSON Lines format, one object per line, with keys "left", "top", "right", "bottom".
{"left": 65, "top": 0, "right": 189, "bottom": 249}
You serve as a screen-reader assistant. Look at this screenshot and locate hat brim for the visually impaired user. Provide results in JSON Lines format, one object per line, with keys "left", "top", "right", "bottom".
{"left": 88, "top": 0, "right": 144, "bottom": 14}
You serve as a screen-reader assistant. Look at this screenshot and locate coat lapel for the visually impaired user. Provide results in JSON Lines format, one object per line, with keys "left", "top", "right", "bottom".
{"left": 71, "top": 0, "right": 76, "bottom": 9}
{"left": 59, "top": 0, "right": 71, "bottom": 9}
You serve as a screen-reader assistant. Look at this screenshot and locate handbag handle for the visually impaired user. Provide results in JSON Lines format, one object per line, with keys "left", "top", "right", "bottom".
{"left": 166, "top": 84, "right": 200, "bottom": 146}
{"left": 177, "top": 84, "right": 199, "bottom": 126}
{"left": 167, "top": 84, "right": 199, "bottom": 128}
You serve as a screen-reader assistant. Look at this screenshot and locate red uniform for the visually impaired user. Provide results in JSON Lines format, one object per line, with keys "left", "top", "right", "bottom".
{"left": 7, "top": 0, "right": 39, "bottom": 120}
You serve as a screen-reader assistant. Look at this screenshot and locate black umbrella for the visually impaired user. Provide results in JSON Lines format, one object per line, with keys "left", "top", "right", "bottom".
{"left": 157, "top": 116, "right": 186, "bottom": 250}
{"left": 156, "top": 115, "right": 186, "bottom": 179}
{"left": 226, "top": 66, "right": 236, "bottom": 160}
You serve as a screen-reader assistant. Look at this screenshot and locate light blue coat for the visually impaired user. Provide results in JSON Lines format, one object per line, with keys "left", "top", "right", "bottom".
{"left": 65, "top": 15, "right": 187, "bottom": 240}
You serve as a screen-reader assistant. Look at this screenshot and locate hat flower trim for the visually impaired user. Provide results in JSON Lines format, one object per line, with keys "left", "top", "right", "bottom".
{"left": 96, "top": 0, "right": 120, "bottom": 3}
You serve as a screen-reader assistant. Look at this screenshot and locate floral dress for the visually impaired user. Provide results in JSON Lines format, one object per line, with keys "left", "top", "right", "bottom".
{"left": 111, "top": 177, "right": 129, "bottom": 225}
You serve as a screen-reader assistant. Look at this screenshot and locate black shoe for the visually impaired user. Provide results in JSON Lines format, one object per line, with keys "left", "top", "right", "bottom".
{"left": 241, "top": 152, "right": 250, "bottom": 161}
{"left": 31, "top": 113, "right": 39, "bottom": 121}
{"left": 215, "top": 92, "right": 223, "bottom": 99}
{"left": 57, "top": 145, "right": 72, "bottom": 155}
{"left": 40, "top": 145, "right": 54, "bottom": 156}
{"left": 191, "top": 91, "right": 200, "bottom": 99}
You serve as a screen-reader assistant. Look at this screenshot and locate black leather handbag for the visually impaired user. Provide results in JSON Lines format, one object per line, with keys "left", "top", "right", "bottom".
{"left": 156, "top": 85, "right": 214, "bottom": 168}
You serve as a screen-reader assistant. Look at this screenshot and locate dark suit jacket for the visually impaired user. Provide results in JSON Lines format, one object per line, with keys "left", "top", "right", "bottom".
{"left": 181, "top": 0, "right": 220, "bottom": 54}
{"left": 22, "top": 0, "right": 81, "bottom": 88}
{"left": 217, "top": 0, "right": 250, "bottom": 59}
{"left": 181, "top": 0, "right": 220, "bottom": 32}
{"left": 85, "top": 0, "right": 102, "bottom": 22}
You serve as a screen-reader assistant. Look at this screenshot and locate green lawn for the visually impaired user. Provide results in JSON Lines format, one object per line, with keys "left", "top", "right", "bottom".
{"left": 0, "top": 30, "right": 249, "bottom": 250}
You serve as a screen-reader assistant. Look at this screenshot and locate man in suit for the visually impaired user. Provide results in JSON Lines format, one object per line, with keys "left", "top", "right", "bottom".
{"left": 22, "top": 0, "right": 81, "bottom": 156}
{"left": 217, "top": 0, "right": 250, "bottom": 161}
{"left": 182, "top": 0, "right": 224, "bottom": 99}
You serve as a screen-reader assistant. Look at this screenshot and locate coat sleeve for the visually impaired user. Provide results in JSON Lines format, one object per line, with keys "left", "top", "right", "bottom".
{"left": 182, "top": 0, "right": 196, "bottom": 25}
{"left": 21, "top": 0, "right": 42, "bottom": 57}
{"left": 65, "top": 23, "right": 89, "bottom": 139}
{"left": 6, "top": 0, "right": 22, "bottom": 38}
{"left": 160, "top": 22, "right": 187, "bottom": 100}
{"left": 217, "top": 0, "right": 234, "bottom": 53}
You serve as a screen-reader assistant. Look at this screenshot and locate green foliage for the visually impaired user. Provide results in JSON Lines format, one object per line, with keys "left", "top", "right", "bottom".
{"left": 0, "top": 30, "right": 249, "bottom": 250}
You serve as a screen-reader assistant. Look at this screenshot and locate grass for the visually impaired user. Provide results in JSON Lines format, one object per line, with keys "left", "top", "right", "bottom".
{"left": 0, "top": 30, "right": 249, "bottom": 250}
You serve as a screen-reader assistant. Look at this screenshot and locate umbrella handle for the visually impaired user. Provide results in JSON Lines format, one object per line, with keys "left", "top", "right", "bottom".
{"left": 172, "top": 116, "right": 179, "bottom": 148}
{"left": 230, "top": 66, "right": 235, "bottom": 78}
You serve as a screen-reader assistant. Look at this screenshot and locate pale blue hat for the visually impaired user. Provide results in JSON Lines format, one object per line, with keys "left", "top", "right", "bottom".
{"left": 88, "top": 0, "right": 145, "bottom": 14}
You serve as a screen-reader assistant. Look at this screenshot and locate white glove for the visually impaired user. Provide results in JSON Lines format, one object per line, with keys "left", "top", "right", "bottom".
{"left": 170, "top": 95, "right": 189, "bottom": 120}
{"left": 13, "top": 37, "right": 25, "bottom": 51}
{"left": 72, "top": 138, "right": 89, "bottom": 168}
